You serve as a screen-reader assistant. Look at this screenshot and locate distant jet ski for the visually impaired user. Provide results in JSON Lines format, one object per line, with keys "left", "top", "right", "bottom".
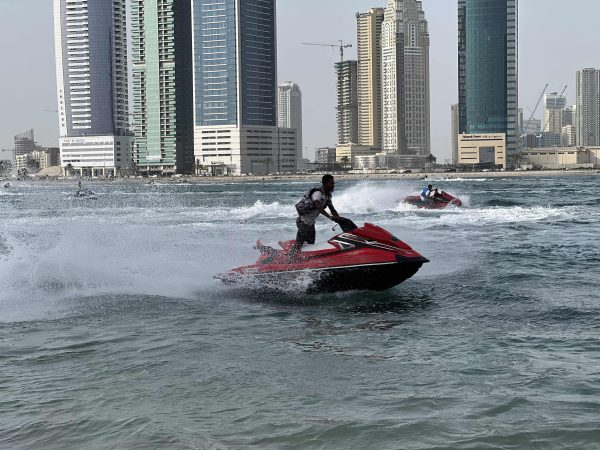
{"left": 403, "top": 190, "right": 462, "bottom": 209}
{"left": 217, "top": 218, "right": 428, "bottom": 294}
{"left": 69, "top": 186, "right": 97, "bottom": 199}
{"left": 3, "top": 182, "right": 10, "bottom": 188}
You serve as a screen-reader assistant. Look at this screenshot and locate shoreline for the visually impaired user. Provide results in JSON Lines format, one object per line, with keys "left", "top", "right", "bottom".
{"left": 3, "top": 168, "right": 599, "bottom": 184}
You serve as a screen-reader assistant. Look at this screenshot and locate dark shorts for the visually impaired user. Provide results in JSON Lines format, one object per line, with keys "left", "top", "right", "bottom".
{"left": 295, "top": 216, "right": 316, "bottom": 246}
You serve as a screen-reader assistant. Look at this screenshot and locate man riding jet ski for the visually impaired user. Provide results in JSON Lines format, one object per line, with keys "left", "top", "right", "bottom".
{"left": 403, "top": 184, "right": 462, "bottom": 209}
{"left": 217, "top": 218, "right": 429, "bottom": 294}
{"left": 69, "top": 180, "right": 97, "bottom": 199}
{"left": 218, "top": 175, "right": 428, "bottom": 293}
{"left": 289, "top": 174, "right": 340, "bottom": 260}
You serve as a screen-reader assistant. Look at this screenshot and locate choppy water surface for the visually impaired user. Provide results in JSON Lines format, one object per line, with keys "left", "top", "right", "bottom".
{"left": 1, "top": 176, "right": 599, "bottom": 449}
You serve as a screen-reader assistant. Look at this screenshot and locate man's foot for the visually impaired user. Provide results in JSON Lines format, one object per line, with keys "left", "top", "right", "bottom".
{"left": 255, "top": 241, "right": 276, "bottom": 254}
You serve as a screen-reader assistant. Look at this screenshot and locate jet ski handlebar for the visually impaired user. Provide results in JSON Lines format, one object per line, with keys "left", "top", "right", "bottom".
{"left": 335, "top": 217, "right": 357, "bottom": 232}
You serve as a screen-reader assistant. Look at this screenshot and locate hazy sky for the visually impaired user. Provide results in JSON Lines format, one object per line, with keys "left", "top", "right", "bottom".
{"left": 1, "top": 0, "right": 599, "bottom": 161}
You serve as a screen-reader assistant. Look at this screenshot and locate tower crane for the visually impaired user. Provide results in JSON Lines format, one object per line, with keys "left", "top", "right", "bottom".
{"left": 515, "top": 83, "right": 548, "bottom": 168}
{"left": 516, "top": 83, "right": 567, "bottom": 167}
{"left": 523, "top": 83, "right": 548, "bottom": 135}
{"left": 301, "top": 41, "right": 352, "bottom": 63}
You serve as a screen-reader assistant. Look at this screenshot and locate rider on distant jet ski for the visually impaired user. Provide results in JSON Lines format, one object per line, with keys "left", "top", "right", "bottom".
{"left": 420, "top": 184, "right": 438, "bottom": 202}
{"left": 289, "top": 174, "right": 340, "bottom": 259}
{"left": 420, "top": 184, "right": 433, "bottom": 201}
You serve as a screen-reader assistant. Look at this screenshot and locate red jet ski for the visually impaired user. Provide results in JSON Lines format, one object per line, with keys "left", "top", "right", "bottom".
{"left": 404, "top": 190, "right": 462, "bottom": 209}
{"left": 217, "top": 219, "right": 428, "bottom": 293}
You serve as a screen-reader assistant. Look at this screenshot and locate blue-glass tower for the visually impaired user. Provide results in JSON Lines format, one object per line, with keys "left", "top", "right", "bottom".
{"left": 458, "top": 0, "right": 518, "bottom": 164}
{"left": 192, "top": 0, "right": 277, "bottom": 127}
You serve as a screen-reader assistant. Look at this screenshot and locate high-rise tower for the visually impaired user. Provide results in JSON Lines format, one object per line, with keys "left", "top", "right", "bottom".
{"left": 335, "top": 60, "right": 359, "bottom": 145}
{"left": 356, "top": 8, "right": 384, "bottom": 149}
{"left": 544, "top": 92, "right": 567, "bottom": 134}
{"left": 278, "top": 82, "right": 303, "bottom": 164}
{"left": 576, "top": 68, "right": 600, "bottom": 147}
{"left": 131, "top": 0, "right": 194, "bottom": 175}
{"left": 381, "top": 0, "right": 430, "bottom": 156}
{"left": 13, "top": 130, "right": 37, "bottom": 158}
{"left": 451, "top": 104, "right": 460, "bottom": 164}
{"left": 192, "top": 0, "right": 295, "bottom": 175}
{"left": 53, "top": 0, "right": 131, "bottom": 176}
{"left": 458, "top": 0, "right": 518, "bottom": 165}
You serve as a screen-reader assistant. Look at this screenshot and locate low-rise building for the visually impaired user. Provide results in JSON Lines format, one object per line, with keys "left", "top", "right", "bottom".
{"left": 458, "top": 133, "right": 506, "bottom": 169}
{"left": 14, "top": 147, "right": 61, "bottom": 173}
{"left": 60, "top": 135, "right": 133, "bottom": 177}
{"left": 14, "top": 154, "right": 31, "bottom": 172}
{"left": 314, "top": 147, "right": 337, "bottom": 165}
{"left": 32, "top": 148, "right": 60, "bottom": 169}
{"left": 354, "top": 153, "right": 428, "bottom": 170}
{"left": 522, "top": 146, "right": 600, "bottom": 169}
{"left": 311, "top": 147, "right": 339, "bottom": 171}
{"left": 335, "top": 143, "right": 379, "bottom": 168}
{"left": 539, "top": 132, "right": 561, "bottom": 147}
{"left": 195, "top": 126, "right": 297, "bottom": 175}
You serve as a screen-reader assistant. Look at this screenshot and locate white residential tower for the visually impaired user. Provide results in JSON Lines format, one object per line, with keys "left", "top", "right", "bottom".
{"left": 53, "top": 0, "right": 132, "bottom": 176}
{"left": 278, "top": 82, "right": 303, "bottom": 165}
{"left": 381, "top": 0, "right": 430, "bottom": 156}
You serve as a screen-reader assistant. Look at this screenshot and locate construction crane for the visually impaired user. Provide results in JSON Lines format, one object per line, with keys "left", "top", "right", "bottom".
{"left": 516, "top": 83, "right": 567, "bottom": 167}
{"left": 523, "top": 83, "right": 548, "bottom": 135}
{"left": 301, "top": 41, "right": 352, "bottom": 63}
{"left": 515, "top": 83, "right": 548, "bottom": 168}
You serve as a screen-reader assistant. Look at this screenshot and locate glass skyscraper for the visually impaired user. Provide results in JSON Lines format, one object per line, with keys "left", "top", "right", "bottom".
{"left": 192, "top": 0, "right": 296, "bottom": 176}
{"left": 131, "top": 0, "right": 194, "bottom": 175}
{"left": 458, "top": 0, "right": 518, "bottom": 164}
{"left": 193, "top": 0, "right": 276, "bottom": 128}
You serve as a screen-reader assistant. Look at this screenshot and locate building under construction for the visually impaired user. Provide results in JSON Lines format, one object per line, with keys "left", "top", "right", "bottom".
{"left": 14, "top": 129, "right": 37, "bottom": 158}
{"left": 335, "top": 60, "right": 359, "bottom": 145}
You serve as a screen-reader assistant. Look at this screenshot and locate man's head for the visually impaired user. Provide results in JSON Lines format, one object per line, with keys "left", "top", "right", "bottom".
{"left": 322, "top": 174, "right": 335, "bottom": 193}
{"left": 428, "top": 184, "right": 433, "bottom": 190}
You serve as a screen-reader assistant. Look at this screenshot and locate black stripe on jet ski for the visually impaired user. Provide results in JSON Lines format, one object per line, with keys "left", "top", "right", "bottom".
{"left": 334, "top": 234, "right": 401, "bottom": 252}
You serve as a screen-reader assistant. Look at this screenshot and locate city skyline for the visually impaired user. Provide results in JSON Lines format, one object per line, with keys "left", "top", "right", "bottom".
{"left": 1, "top": 0, "right": 600, "bottom": 161}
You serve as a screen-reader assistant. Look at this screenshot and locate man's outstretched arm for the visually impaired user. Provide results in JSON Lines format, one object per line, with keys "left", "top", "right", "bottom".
{"left": 314, "top": 200, "right": 337, "bottom": 221}
{"left": 328, "top": 201, "right": 339, "bottom": 219}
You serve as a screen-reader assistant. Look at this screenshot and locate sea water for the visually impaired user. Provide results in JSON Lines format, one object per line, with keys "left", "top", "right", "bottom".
{"left": 1, "top": 176, "right": 599, "bottom": 449}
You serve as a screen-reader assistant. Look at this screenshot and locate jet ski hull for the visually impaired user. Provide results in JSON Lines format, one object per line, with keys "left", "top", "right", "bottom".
{"left": 221, "top": 259, "right": 425, "bottom": 293}
{"left": 69, "top": 188, "right": 97, "bottom": 200}
{"left": 404, "top": 192, "right": 462, "bottom": 209}
{"left": 218, "top": 223, "right": 428, "bottom": 293}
